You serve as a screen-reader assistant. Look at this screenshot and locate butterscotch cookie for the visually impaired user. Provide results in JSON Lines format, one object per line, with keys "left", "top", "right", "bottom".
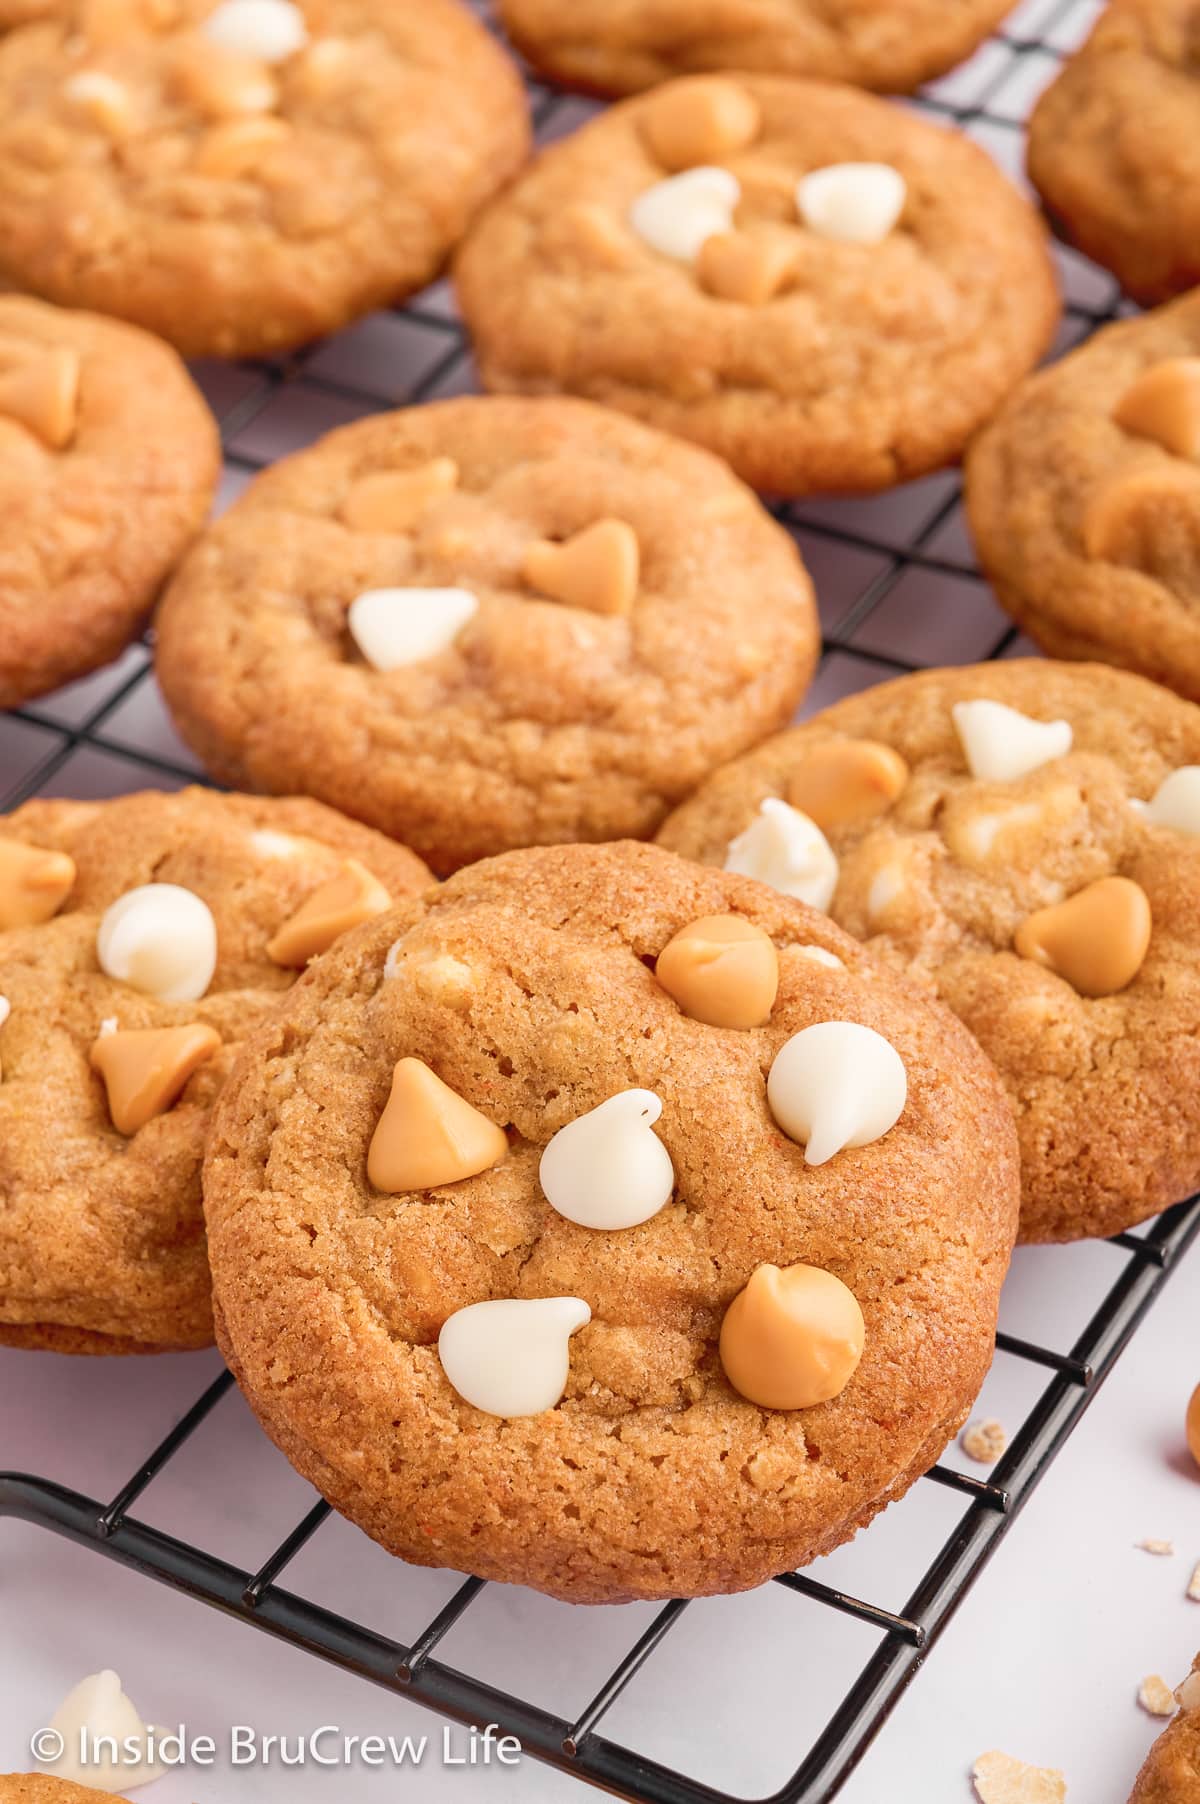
{"left": 0, "top": 295, "right": 218, "bottom": 710}
{"left": 967, "top": 293, "right": 1200, "bottom": 702}
{"left": 1028, "top": 0, "right": 1200, "bottom": 304}
{"left": 0, "top": 0, "right": 529, "bottom": 358}
{"left": 454, "top": 77, "right": 1059, "bottom": 496}
{"left": 154, "top": 396, "right": 818, "bottom": 873}
{"left": 658, "top": 660, "right": 1200, "bottom": 1243}
{"left": 205, "top": 839, "right": 1019, "bottom": 1604}
{"left": 1128, "top": 1661, "right": 1200, "bottom": 1802}
{"left": 0, "top": 1783, "right": 130, "bottom": 1803}
{"left": 0, "top": 787, "right": 429, "bottom": 1353}
{"left": 498, "top": 0, "right": 1017, "bottom": 98}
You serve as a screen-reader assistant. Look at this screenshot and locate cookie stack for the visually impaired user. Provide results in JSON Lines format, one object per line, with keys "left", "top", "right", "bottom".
{"left": 3, "top": 0, "right": 1200, "bottom": 1627}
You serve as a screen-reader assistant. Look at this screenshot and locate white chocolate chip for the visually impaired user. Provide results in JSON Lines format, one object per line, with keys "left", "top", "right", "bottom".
{"left": 40, "top": 1670, "right": 165, "bottom": 1791}
{"left": 628, "top": 166, "right": 740, "bottom": 262}
{"left": 767, "top": 1021, "right": 906, "bottom": 1166}
{"left": 348, "top": 587, "right": 477, "bottom": 672}
{"left": 952, "top": 699, "right": 1073, "bottom": 784}
{"left": 97, "top": 883, "right": 217, "bottom": 1004}
{"left": 539, "top": 1090, "right": 675, "bottom": 1230}
{"left": 1178, "top": 1670, "right": 1200, "bottom": 1710}
{"left": 250, "top": 828, "right": 303, "bottom": 858}
{"left": 98, "top": 1015, "right": 118, "bottom": 1037}
{"left": 866, "top": 860, "right": 907, "bottom": 923}
{"left": 383, "top": 936, "right": 406, "bottom": 979}
{"left": 796, "top": 163, "right": 907, "bottom": 245}
{"left": 202, "top": 0, "right": 307, "bottom": 61}
{"left": 1140, "top": 767, "right": 1200, "bottom": 835}
{"left": 792, "top": 945, "right": 844, "bottom": 970}
{"left": 437, "top": 1296, "right": 591, "bottom": 1417}
{"left": 725, "top": 798, "right": 838, "bottom": 912}
{"left": 63, "top": 69, "right": 132, "bottom": 134}
{"left": 1140, "top": 1674, "right": 1177, "bottom": 1717}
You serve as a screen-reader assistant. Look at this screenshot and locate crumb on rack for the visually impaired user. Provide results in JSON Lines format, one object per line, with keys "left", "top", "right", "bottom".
{"left": 972, "top": 1749, "right": 1066, "bottom": 1803}
{"left": 1139, "top": 1675, "right": 1177, "bottom": 1717}
{"left": 1137, "top": 1538, "right": 1175, "bottom": 1556}
{"left": 962, "top": 1419, "right": 1008, "bottom": 1463}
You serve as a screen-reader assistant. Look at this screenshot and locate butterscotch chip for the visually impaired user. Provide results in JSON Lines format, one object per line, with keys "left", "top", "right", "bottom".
{"left": 0, "top": 839, "right": 75, "bottom": 929}
{"left": 967, "top": 288, "right": 1200, "bottom": 701}
{"left": 0, "top": 0, "right": 530, "bottom": 360}
{"left": 266, "top": 858, "right": 393, "bottom": 966}
{"left": 203, "top": 840, "right": 1020, "bottom": 1602}
{"left": 1115, "top": 359, "right": 1200, "bottom": 461}
{"left": 786, "top": 739, "right": 909, "bottom": 833}
{"left": 656, "top": 659, "right": 1200, "bottom": 1243}
{"left": 523, "top": 518, "right": 640, "bottom": 617}
{"left": 367, "top": 1057, "right": 509, "bottom": 1193}
{"left": 456, "top": 78, "right": 1058, "bottom": 497}
{"left": 972, "top": 1751, "right": 1065, "bottom": 1804}
{"left": 640, "top": 77, "right": 761, "bottom": 172}
{"left": 155, "top": 397, "right": 818, "bottom": 874}
{"left": 719, "top": 1262, "right": 865, "bottom": 1410}
{"left": 339, "top": 459, "right": 459, "bottom": 534}
{"left": 91, "top": 1022, "right": 221, "bottom": 1135}
{"left": 496, "top": 0, "right": 1017, "bottom": 99}
{"left": 696, "top": 232, "right": 794, "bottom": 307}
{"left": 0, "top": 789, "right": 429, "bottom": 1355}
{"left": 962, "top": 1418, "right": 1007, "bottom": 1463}
{"left": 1014, "top": 876, "right": 1151, "bottom": 999}
{"left": 1028, "top": 1, "right": 1200, "bottom": 304}
{"left": 0, "top": 295, "right": 218, "bottom": 711}
{"left": 1141, "top": 1675, "right": 1178, "bottom": 1718}
{"left": 655, "top": 913, "right": 779, "bottom": 1029}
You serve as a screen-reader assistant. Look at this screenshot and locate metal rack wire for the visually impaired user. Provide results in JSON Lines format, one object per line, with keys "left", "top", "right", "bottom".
{"left": 2, "top": 2, "right": 1189, "bottom": 1799}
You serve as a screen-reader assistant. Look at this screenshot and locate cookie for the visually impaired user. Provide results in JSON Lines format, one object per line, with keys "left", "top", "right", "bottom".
{"left": 1028, "top": 0, "right": 1200, "bottom": 305}
{"left": 1128, "top": 1661, "right": 1200, "bottom": 1802}
{"left": 498, "top": 0, "right": 1017, "bottom": 98}
{"left": 0, "top": 0, "right": 530, "bottom": 358}
{"left": 454, "top": 77, "right": 1059, "bottom": 497}
{"left": 966, "top": 293, "right": 1200, "bottom": 701}
{"left": 0, "top": 295, "right": 218, "bottom": 710}
{"left": 0, "top": 1783, "right": 130, "bottom": 1804}
{"left": 657, "top": 659, "right": 1200, "bottom": 1243}
{"left": 154, "top": 396, "right": 819, "bottom": 874}
{"left": 205, "top": 839, "right": 1019, "bottom": 1604}
{"left": 0, "top": 787, "right": 429, "bottom": 1353}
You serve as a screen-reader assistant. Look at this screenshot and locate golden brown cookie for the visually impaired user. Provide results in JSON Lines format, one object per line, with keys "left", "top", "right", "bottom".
{"left": 0, "top": 787, "right": 429, "bottom": 1353}
{"left": 0, "top": 295, "right": 218, "bottom": 710}
{"left": 0, "top": 0, "right": 529, "bottom": 357}
{"left": 454, "top": 77, "right": 1059, "bottom": 497}
{"left": 657, "top": 660, "right": 1200, "bottom": 1243}
{"left": 967, "top": 293, "right": 1200, "bottom": 701}
{"left": 205, "top": 839, "right": 1019, "bottom": 1604}
{"left": 1028, "top": 0, "right": 1200, "bottom": 304}
{"left": 498, "top": 0, "right": 1017, "bottom": 97}
{"left": 0, "top": 1782, "right": 131, "bottom": 1804}
{"left": 154, "top": 396, "right": 819, "bottom": 874}
{"left": 1128, "top": 1660, "right": 1200, "bottom": 1802}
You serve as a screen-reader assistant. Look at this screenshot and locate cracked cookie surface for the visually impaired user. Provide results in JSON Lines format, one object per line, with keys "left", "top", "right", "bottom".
{"left": 454, "top": 77, "right": 1058, "bottom": 497}
{"left": 205, "top": 839, "right": 1018, "bottom": 1604}
{"left": 1028, "top": 0, "right": 1200, "bottom": 304}
{"left": 0, "top": 294, "right": 218, "bottom": 708}
{"left": 0, "top": 787, "right": 429, "bottom": 1353}
{"left": 658, "top": 661, "right": 1200, "bottom": 1242}
{"left": 0, "top": 0, "right": 529, "bottom": 357}
{"left": 154, "top": 396, "right": 818, "bottom": 874}
{"left": 497, "top": 0, "right": 1017, "bottom": 98}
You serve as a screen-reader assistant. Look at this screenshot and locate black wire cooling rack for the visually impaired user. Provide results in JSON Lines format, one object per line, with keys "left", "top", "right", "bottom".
{"left": 2, "top": 1, "right": 1190, "bottom": 1798}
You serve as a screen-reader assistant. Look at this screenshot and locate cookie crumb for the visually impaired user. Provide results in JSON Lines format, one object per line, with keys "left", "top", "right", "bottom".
{"left": 1188, "top": 1562, "right": 1200, "bottom": 1601}
{"left": 1139, "top": 1675, "right": 1177, "bottom": 1717}
{"left": 1137, "top": 1538, "right": 1175, "bottom": 1556}
{"left": 962, "top": 1418, "right": 1008, "bottom": 1463}
{"left": 972, "top": 1749, "right": 1066, "bottom": 1803}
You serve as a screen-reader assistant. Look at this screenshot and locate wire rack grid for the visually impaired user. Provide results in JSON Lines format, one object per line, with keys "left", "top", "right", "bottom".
{"left": 2, "top": 1, "right": 1193, "bottom": 1800}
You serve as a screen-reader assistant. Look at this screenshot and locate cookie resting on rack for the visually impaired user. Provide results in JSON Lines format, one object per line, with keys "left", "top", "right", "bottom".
{"left": 454, "top": 76, "right": 1059, "bottom": 496}
{"left": 204, "top": 839, "right": 1019, "bottom": 1604}
{"left": 0, "top": 294, "right": 218, "bottom": 709}
{"left": 967, "top": 292, "right": 1200, "bottom": 703}
{"left": 154, "top": 395, "right": 819, "bottom": 874}
{"left": 497, "top": 0, "right": 1017, "bottom": 98}
{"left": 1027, "top": 0, "right": 1200, "bottom": 304}
{"left": 0, "top": 0, "right": 530, "bottom": 357}
{"left": 657, "top": 659, "right": 1200, "bottom": 1242}
{"left": 0, "top": 787, "right": 429, "bottom": 1354}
